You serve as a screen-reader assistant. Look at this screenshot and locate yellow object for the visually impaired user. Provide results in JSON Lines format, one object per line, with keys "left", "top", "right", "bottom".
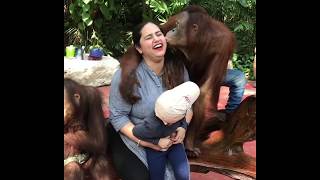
{"left": 66, "top": 45, "right": 75, "bottom": 58}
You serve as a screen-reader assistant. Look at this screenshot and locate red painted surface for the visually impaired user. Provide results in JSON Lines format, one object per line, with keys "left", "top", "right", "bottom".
{"left": 98, "top": 82, "right": 256, "bottom": 180}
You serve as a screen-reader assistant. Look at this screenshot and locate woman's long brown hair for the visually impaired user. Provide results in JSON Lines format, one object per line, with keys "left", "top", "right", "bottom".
{"left": 119, "top": 21, "right": 186, "bottom": 104}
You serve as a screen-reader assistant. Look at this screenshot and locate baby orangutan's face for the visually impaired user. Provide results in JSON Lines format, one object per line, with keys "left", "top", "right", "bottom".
{"left": 64, "top": 88, "right": 81, "bottom": 125}
{"left": 64, "top": 88, "right": 74, "bottom": 125}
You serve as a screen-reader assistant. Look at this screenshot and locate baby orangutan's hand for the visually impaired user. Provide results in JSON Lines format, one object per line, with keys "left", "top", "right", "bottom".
{"left": 172, "top": 127, "right": 186, "bottom": 144}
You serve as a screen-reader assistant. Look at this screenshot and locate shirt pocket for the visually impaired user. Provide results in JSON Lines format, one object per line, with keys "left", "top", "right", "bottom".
{"left": 131, "top": 101, "right": 146, "bottom": 119}
{"left": 132, "top": 99, "right": 156, "bottom": 119}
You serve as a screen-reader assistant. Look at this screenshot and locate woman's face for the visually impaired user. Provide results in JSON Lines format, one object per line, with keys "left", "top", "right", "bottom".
{"left": 136, "top": 23, "right": 167, "bottom": 62}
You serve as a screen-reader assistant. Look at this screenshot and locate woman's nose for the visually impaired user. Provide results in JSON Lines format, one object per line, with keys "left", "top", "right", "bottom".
{"left": 153, "top": 35, "right": 161, "bottom": 41}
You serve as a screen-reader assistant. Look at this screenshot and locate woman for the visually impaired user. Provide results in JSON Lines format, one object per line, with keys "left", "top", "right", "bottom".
{"left": 108, "top": 21, "right": 190, "bottom": 180}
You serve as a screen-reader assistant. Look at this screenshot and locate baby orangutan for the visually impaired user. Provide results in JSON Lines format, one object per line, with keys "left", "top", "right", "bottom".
{"left": 64, "top": 78, "right": 116, "bottom": 180}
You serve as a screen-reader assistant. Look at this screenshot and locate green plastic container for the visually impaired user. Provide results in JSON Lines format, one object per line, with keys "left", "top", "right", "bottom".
{"left": 66, "top": 45, "right": 75, "bottom": 58}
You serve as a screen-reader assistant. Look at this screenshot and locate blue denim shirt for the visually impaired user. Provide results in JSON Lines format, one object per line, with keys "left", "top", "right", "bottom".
{"left": 109, "top": 60, "right": 189, "bottom": 180}
{"left": 109, "top": 60, "right": 189, "bottom": 132}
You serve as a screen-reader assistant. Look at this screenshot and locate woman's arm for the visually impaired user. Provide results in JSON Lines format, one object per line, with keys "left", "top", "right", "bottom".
{"left": 185, "top": 108, "right": 193, "bottom": 124}
{"left": 120, "top": 122, "right": 161, "bottom": 150}
{"left": 109, "top": 69, "right": 170, "bottom": 151}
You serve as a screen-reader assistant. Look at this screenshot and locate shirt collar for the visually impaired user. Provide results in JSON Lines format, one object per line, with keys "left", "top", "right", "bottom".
{"left": 140, "top": 60, "right": 163, "bottom": 87}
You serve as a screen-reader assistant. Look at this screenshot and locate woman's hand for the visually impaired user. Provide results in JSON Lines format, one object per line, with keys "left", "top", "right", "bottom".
{"left": 171, "top": 127, "right": 186, "bottom": 144}
{"left": 120, "top": 122, "right": 162, "bottom": 151}
{"left": 158, "top": 136, "right": 173, "bottom": 149}
{"left": 140, "top": 140, "right": 161, "bottom": 151}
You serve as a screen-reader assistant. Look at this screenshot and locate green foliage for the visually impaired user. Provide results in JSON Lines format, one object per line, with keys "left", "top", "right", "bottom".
{"left": 64, "top": 0, "right": 140, "bottom": 57}
{"left": 64, "top": 0, "right": 255, "bottom": 79}
{"left": 232, "top": 53, "right": 255, "bottom": 80}
{"left": 144, "top": 0, "right": 190, "bottom": 23}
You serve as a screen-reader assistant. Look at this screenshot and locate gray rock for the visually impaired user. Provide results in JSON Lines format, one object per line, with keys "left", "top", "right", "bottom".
{"left": 64, "top": 55, "right": 120, "bottom": 87}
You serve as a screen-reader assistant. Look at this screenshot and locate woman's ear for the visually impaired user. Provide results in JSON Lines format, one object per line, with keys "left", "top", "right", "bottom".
{"left": 135, "top": 45, "right": 143, "bottom": 55}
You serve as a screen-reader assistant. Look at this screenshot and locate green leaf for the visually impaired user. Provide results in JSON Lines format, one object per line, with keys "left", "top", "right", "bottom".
{"left": 232, "top": 53, "right": 238, "bottom": 61}
{"left": 82, "top": 0, "right": 91, "bottom": 5}
{"left": 77, "top": 0, "right": 83, "bottom": 7}
{"left": 108, "top": 0, "right": 116, "bottom": 11}
{"left": 94, "top": 18, "right": 103, "bottom": 29}
{"left": 234, "top": 24, "right": 243, "bottom": 32}
{"left": 85, "top": 18, "right": 93, "bottom": 26}
{"left": 82, "top": 13, "right": 93, "bottom": 26}
{"left": 82, "top": 3, "right": 90, "bottom": 12}
{"left": 100, "top": 4, "right": 112, "bottom": 20}
{"left": 78, "top": 23, "right": 85, "bottom": 31}
{"left": 160, "top": 1, "right": 168, "bottom": 13}
{"left": 239, "top": 0, "right": 249, "bottom": 7}
{"left": 94, "top": 0, "right": 104, "bottom": 4}
{"left": 243, "top": 22, "right": 254, "bottom": 31}
{"left": 82, "top": 12, "right": 93, "bottom": 26}
{"left": 69, "top": 3, "right": 75, "bottom": 14}
{"left": 82, "top": 12, "right": 90, "bottom": 22}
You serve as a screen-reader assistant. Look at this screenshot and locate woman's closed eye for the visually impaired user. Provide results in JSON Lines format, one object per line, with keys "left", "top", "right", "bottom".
{"left": 155, "top": 31, "right": 163, "bottom": 37}
{"left": 144, "top": 35, "right": 152, "bottom": 40}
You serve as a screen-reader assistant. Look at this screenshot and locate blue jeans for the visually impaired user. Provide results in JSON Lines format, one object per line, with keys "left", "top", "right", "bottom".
{"left": 222, "top": 69, "right": 247, "bottom": 113}
{"left": 146, "top": 143, "right": 189, "bottom": 180}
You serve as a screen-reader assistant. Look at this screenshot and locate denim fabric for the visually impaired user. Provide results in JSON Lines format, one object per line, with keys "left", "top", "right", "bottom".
{"left": 222, "top": 69, "right": 247, "bottom": 113}
{"left": 146, "top": 143, "right": 189, "bottom": 180}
